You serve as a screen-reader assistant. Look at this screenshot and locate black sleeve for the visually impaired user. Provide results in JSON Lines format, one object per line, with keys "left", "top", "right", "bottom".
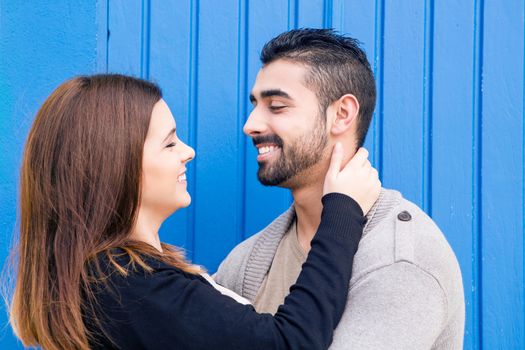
{"left": 97, "top": 193, "right": 365, "bottom": 350}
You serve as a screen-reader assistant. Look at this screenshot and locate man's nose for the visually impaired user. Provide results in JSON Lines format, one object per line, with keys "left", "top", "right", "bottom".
{"left": 243, "top": 109, "right": 267, "bottom": 137}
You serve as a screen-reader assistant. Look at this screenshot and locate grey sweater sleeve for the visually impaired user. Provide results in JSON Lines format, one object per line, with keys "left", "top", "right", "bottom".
{"left": 330, "top": 261, "right": 446, "bottom": 350}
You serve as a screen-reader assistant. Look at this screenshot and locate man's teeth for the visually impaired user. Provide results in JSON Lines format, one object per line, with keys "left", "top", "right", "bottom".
{"left": 178, "top": 174, "right": 187, "bottom": 182}
{"left": 258, "top": 145, "right": 278, "bottom": 155}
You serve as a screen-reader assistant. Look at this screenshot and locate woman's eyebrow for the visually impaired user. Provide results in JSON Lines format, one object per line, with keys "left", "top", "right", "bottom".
{"left": 162, "top": 127, "right": 176, "bottom": 143}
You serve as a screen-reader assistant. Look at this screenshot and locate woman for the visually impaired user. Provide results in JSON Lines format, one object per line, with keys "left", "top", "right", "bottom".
{"left": 9, "top": 74, "right": 380, "bottom": 350}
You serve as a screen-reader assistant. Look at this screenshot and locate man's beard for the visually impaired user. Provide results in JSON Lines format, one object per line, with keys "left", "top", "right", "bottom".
{"left": 254, "top": 116, "right": 328, "bottom": 187}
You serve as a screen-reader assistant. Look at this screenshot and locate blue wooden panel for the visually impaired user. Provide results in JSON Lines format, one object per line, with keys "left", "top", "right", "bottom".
{"left": 481, "top": 1, "right": 524, "bottom": 348}
{"left": 381, "top": 0, "right": 426, "bottom": 207}
{"left": 243, "top": 0, "right": 292, "bottom": 238}
{"left": 0, "top": 2, "right": 98, "bottom": 349}
{"left": 297, "top": 0, "right": 324, "bottom": 28}
{"left": 2, "top": 1, "right": 525, "bottom": 348}
{"left": 148, "top": 0, "right": 194, "bottom": 254}
{"left": 107, "top": 0, "right": 143, "bottom": 75}
{"left": 192, "top": 0, "right": 243, "bottom": 271}
{"left": 334, "top": 0, "right": 381, "bottom": 169}
{"left": 431, "top": 1, "right": 477, "bottom": 348}
{"left": 97, "top": 0, "right": 109, "bottom": 72}
{"left": 334, "top": 0, "right": 376, "bottom": 54}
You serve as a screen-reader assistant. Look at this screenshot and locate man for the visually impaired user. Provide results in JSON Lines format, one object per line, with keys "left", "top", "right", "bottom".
{"left": 215, "top": 29, "right": 465, "bottom": 349}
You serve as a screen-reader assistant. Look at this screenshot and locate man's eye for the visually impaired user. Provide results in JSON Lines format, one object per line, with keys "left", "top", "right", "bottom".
{"left": 166, "top": 142, "right": 177, "bottom": 148}
{"left": 269, "top": 105, "right": 286, "bottom": 111}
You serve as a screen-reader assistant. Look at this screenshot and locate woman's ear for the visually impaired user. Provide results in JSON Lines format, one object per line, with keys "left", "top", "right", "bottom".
{"left": 329, "top": 94, "right": 360, "bottom": 135}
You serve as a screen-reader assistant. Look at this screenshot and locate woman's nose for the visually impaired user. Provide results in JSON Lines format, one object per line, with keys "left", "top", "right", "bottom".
{"left": 182, "top": 143, "right": 195, "bottom": 163}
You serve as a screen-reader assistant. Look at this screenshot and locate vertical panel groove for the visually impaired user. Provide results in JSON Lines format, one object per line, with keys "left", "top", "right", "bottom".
{"left": 140, "top": 0, "right": 151, "bottom": 79}
{"left": 106, "top": 0, "right": 109, "bottom": 71}
{"left": 338, "top": 0, "right": 344, "bottom": 30}
{"left": 287, "top": 0, "right": 292, "bottom": 30}
{"left": 96, "top": 0, "right": 109, "bottom": 72}
{"left": 294, "top": 0, "right": 299, "bottom": 29}
{"left": 472, "top": 0, "right": 484, "bottom": 347}
{"left": 373, "top": 0, "right": 385, "bottom": 178}
{"left": 140, "top": 0, "right": 144, "bottom": 77}
{"left": 96, "top": 0, "right": 110, "bottom": 72}
{"left": 187, "top": 0, "right": 199, "bottom": 260}
{"left": 330, "top": 0, "right": 344, "bottom": 31}
{"left": 323, "top": 0, "right": 333, "bottom": 28}
{"left": 236, "top": 0, "right": 248, "bottom": 242}
{"left": 523, "top": 3, "right": 525, "bottom": 343}
{"left": 422, "top": 0, "right": 434, "bottom": 215}
{"left": 287, "top": 0, "right": 298, "bottom": 30}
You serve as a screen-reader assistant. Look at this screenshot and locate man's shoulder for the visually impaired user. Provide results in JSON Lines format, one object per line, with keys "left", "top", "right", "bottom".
{"left": 352, "top": 191, "right": 464, "bottom": 309}
{"left": 354, "top": 191, "right": 455, "bottom": 268}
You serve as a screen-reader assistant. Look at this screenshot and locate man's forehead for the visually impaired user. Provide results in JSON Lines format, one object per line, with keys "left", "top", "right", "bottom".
{"left": 251, "top": 60, "right": 310, "bottom": 98}
{"left": 258, "top": 60, "right": 307, "bottom": 80}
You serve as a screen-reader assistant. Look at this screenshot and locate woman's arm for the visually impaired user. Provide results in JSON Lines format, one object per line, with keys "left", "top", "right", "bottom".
{"left": 96, "top": 193, "right": 364, "bottom": 350}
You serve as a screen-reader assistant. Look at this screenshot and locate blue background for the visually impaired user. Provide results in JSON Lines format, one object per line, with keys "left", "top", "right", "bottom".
{"left": 1, "top": 1, "right": 523, "bottom": 349}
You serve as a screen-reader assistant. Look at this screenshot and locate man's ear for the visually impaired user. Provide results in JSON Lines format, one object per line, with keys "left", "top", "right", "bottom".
{"left": 329, "top": 94, "right": 359, "bottom": 135}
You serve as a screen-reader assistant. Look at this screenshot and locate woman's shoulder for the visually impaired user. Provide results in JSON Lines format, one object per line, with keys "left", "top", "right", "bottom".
{"left": 89, "top": 248, "right": 202, "bottom": 280}
{"left": 84, "top": 250, "right": 210, "bottom": 349}
{"left": 85, "top": 248, "right": 211, "bottom": 333}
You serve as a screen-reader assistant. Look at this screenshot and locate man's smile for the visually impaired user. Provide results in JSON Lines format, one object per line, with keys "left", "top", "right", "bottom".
{"left": 256, "top": 143, "right": 281, "bottom": 161}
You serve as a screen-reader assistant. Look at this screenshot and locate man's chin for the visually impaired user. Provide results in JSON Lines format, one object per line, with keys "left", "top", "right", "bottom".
{"left": 257, "top": 171, "right": 293, "bottom": 188}
{"left": 257, "top": 169, "right": 286, "bottom": 187}
{"left": 257, "top": 175, "right": 285, "bottom": 187}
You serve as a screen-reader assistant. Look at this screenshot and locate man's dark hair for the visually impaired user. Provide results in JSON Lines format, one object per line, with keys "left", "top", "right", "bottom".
{"left": 260, "top": 28, "right": 376, "bottom": 147}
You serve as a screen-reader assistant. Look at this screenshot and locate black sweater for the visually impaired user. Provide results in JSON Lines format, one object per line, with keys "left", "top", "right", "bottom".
{"left": 86, "top": 193, "right": 365, "bottom": 349}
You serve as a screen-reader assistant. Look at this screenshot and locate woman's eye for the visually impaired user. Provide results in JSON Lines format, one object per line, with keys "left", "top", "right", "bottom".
{"left": 166, "top": 142, "right": 177, "bottom": 148}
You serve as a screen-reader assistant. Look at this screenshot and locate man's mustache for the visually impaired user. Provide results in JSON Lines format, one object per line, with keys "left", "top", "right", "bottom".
{"left": 252, "top": 135, "right": 284, "bottom": 148}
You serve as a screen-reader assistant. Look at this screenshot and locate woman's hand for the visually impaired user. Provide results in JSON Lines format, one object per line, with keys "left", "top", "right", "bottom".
{"left": 323, "top": 143, "right": 381, "bottom": 215}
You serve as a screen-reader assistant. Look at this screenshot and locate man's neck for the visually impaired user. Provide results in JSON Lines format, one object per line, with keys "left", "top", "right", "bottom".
{"left": 289, "top": 144, "right": 357, "bottom": 253}
{"left": 291, "top": 182, "right": 324, "bottom": 253}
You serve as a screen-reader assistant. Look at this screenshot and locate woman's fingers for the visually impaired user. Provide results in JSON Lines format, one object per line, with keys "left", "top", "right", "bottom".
{"left": 327, "top": 142, "right": 344, "bottom": 178}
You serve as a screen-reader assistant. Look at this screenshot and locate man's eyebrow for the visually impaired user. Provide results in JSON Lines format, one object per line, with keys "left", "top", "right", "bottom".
{"left": 260, "top": 89, "right": 292, "bottom": 99}
{"left": 250, "top": 89, "right": 292, "bottom": 104}
{"left": 163, "top": 127, "right": 176, "bottom": 143}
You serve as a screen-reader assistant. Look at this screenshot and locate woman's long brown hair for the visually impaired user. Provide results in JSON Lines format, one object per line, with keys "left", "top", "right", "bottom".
{"left": 9, "top": 74, "right": 199, "bottom": 350}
